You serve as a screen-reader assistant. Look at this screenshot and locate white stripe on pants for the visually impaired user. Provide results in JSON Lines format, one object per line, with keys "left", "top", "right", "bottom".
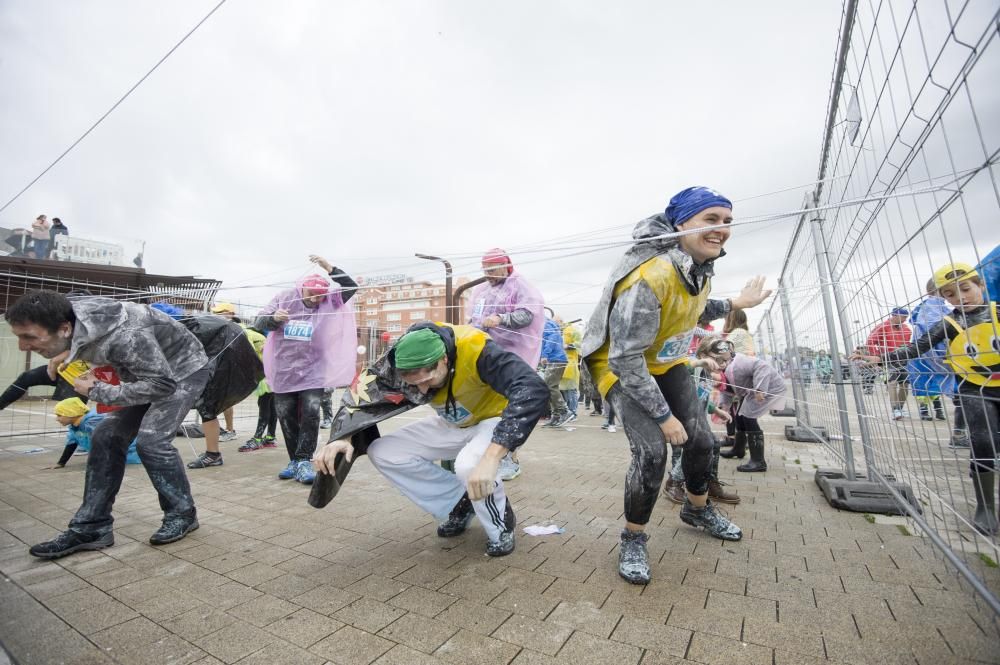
{"left": 366, "top": 415, "right": 509, "bottom": 542}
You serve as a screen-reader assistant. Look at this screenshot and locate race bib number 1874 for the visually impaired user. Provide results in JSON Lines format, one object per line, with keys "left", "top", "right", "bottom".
{"left": 284, "top": 321, "right": 314, "bottom": 341}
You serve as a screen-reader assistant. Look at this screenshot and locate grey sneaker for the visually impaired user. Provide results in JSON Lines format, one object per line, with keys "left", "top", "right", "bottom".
{"left": 618, "top": 529, "right": 650, "bottom": 584}
{"left": 499, "top": 455, "right": 521, "bottom": 481}
{"left": 187, "top": 452, "right": 223, "bottom": 469}
{"left": 219, "top": 429, "right": 238, "bottom": 442}
{"left": 679, "top": 501, "right": 742, "bottom": 541}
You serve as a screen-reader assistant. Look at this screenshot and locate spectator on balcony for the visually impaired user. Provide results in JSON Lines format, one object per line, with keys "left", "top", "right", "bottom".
{"left": 31, "top": 214, "right": 51, "bottom": 259}
{"left": 866, "top": 307, "right": 912, "bottom": 420}
{"left": 50, "top": 217, "right": 68, "bottom": 248}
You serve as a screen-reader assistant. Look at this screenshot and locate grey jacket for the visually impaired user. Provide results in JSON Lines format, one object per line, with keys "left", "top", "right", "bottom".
{"left": 581, "top": 214, "right": 730, "bottom": 421}
{"left": 67, "top": 298, "right": 208, "bottom": 406}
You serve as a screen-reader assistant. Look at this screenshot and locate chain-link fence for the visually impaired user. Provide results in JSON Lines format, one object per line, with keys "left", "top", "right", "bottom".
{"left": 758, "top": 0, "right": 1000, "bottom": 625}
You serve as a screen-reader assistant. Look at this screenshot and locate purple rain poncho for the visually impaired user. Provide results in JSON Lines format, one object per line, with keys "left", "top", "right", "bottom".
{"left": 261, "top": 277, "right": 358, "bottom": 393}
{"left": 719, "top": 353, "right": 787, "bottom": 419}
{"left": 467, "top": 272, "right": 545, "bottom": 367}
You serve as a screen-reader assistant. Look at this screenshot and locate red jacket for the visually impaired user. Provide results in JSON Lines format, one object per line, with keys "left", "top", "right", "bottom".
{"left": 866, "top": 320, "right": 911, "bottom": 355}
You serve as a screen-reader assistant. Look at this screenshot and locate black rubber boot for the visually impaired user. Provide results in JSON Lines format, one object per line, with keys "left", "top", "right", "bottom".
{"left": 719, "top": 432, "right": 747, "bottom": 459}
{"left": 737, "top": 432, "right": 767, "bottom": 472}
{"left": 933, "top": 397, "right": 947, "bottom": 421}
{"left": 972, "top": 472, "right": 998, "bottom": 536}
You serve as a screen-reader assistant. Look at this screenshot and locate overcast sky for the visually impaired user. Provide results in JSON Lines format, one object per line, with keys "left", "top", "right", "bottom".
{"left": 0, "top": 1, "right": 848, "bottom": 326}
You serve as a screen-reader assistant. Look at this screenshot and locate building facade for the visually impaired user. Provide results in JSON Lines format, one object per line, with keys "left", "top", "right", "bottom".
{"left": 355, "top": 274, "right": 471, "bottom": 344}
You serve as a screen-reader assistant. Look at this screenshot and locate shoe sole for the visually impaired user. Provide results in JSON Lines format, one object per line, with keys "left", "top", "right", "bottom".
{"left": 618, "top": 570, "right": 650, "bottom": 585}
{"left": 149, "top": 521, "right": 199, "bottom": 546}
{"left": 501, "top": 469, "right": 522, "bottom": 481}
{"left": 709, "top": 496, "right": 742, "bottom": 505}
{"left": 437, "top": 514, "right": 474, "bottom": 538}
{"left": 30, "top": 536, "right": 114, "bottom": 559}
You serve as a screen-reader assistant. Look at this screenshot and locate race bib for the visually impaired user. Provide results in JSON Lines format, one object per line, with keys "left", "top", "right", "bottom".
{"left": 472, "top": 299, "right": 485, "bottom": 318}
{"left": 434, "top": 403, "right": 473, "bottom": 425}
{"left": 657, "top": 331, "right": 694, "bottom": 363}
{"left": 283, "top": 321, "right": 314, "bottom": 341}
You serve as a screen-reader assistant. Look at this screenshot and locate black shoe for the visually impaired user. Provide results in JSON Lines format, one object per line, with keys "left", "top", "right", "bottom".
{"left": 486, "top": 501, "right": 516, "bottom": 557}
{"left": 437, "top": 493, "right": 474, "bottom": 537}
{"left": 29, "top": 530, "right": 114, "bottom": 559}
{"left": 719, "top": 432, "right": 747, "bottom": 459}
{"left": 618, "top": 529, "right": 650, "bottom": 584}
{"left": 736, "top": 431, "right": 767, "bottom": 472}
{"left": 149, "top": 514, "right": 199, "bottom": 545}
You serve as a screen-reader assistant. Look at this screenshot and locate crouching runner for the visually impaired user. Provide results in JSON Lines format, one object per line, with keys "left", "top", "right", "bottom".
{"left": 313, "top": 322, "right": 548, "bottom": 556}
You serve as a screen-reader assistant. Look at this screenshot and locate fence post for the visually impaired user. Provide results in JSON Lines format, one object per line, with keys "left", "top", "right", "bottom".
{"left": 778, "top": 279, "right": 826, "bottom": 442}
{"left": 808, "top": 216, "right": 857, "bottom": 480}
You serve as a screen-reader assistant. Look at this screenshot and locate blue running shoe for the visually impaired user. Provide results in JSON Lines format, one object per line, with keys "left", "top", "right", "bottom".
{"left": 295, "top": 460, "right": 316, "bottom": 484}
{"left": 278, "top": 460, "right": 298, "bottom": 480}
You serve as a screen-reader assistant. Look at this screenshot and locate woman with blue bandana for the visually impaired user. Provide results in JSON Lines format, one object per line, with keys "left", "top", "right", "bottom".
{"left": 582, "top": 186, "right": 771, "bottom": 584}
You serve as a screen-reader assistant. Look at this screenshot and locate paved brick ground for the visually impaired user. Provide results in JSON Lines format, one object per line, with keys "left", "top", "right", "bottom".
{"left": 1, "top": 406, "right": 998, "bottom": 664}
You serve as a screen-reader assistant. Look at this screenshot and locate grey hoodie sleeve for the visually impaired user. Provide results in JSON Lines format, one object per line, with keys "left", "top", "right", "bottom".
{"left": 88, "top": 334, "right": 181, "bottom": 406}
{"left": 498, "top": 309, "right": 534, "bottom": 330}
{"left": 607, "top": 280, "right": 671, "bottom": 422}
{"left": 254, "top": 293, "right": 284, "bottom": 332}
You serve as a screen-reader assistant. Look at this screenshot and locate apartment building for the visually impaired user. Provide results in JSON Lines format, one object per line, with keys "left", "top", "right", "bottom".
{"left": 356, "top": 274, "right": 471, "bottom": 342}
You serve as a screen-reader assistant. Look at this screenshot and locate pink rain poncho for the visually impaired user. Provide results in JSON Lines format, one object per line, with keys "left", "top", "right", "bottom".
{"left": 261, "top": 276, "right": 358, "bottom": 393}
{"left": 467, "top": 272, "right": 545, "bottom": 367}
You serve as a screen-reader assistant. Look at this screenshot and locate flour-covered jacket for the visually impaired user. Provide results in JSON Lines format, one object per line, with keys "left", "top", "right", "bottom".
{"left": 581, "top": 214, "right": 731, "bottom": 421}
{"left": 66, "top": 298, "right": 209, "bottom": 406}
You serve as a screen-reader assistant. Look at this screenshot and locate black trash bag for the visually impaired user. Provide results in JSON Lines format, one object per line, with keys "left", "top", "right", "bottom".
{"left": 183, "top": 316, "right": 264, "bottom": 418}
{"left": 308, "top": 348, "right": 432, "bottom": 509}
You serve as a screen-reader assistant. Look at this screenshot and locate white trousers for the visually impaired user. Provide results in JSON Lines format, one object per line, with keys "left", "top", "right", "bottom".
{"left": 367, "top": 415, "right": 508, "bottom": 542}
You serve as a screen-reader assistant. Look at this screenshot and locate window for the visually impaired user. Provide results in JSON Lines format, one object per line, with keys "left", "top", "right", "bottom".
{"left": 366, "top": 310, "right": 377, "bottom": 316}
{"left": 366, "top": 319, "right": 378, "bottom": 327}
{"left": 366, "top": 298, "right": 378, "bottom": 305}
{"left": 410, "top": 311, "right": 425, "bottom": 320}
{"left": 386, "top": 313, "right": 401, "bottom": 321}
{"left": 388, "top": 324, "right": 401, "bottom": 332}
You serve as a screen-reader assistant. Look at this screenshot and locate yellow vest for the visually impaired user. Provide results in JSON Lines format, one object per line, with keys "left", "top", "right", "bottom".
{"left": 429, "top": 324, "right": 509, "bottom": 427}
{"left": 560, "top": 325, "right": 581, "bottom": 389}
{"left": 943, "top": 302, "right": 1000, "bottom": 387}
{"left": 587, "top": 257, "right": 710, "bottom": 397}
{"left": 57, "top": 360, "right": 90, "bottom": 384}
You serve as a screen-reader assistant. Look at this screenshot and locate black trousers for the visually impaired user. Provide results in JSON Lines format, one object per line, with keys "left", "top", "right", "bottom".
{"left": 609, "top": 364, "right": 715, "bottom": 525}
{"left": 0, "top": 365, "right": 82, "bottom": 409}
{"left": 274, "top": 389, "right": 324, "bottom": 461}
{"left": 961, "top": 384, "right": 999, "bottom": 473}
{"left": 254, "top": 393, "right": 277, "bottom": 439}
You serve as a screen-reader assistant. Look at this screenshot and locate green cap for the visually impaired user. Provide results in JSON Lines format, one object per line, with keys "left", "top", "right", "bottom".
{"left": 394, "top": 328, "right": 446, "bottom": 370}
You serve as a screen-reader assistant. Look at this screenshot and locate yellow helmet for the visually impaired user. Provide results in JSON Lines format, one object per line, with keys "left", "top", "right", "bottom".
{"left": 933, "top": 262, "right": 979, "bottom": 289}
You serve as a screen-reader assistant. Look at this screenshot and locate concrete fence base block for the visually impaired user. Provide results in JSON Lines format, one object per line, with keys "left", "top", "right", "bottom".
{"left": 784, "top": 424, "right": 827, "bottom": 443}
{"left": 770, "top": 407, "right": 796, "bottom": 417}
{"left": 814, "top": 468, "right": 922, "bottom": 515}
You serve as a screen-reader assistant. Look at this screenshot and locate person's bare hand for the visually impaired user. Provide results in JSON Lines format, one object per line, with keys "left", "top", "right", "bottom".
{"left": 714, "top": 409, "right": 732, "bottom": 424}
{"left": 309, "top": 255, "right": 333, "bottom": 273}
{"left": 659, "top": 416, "right": 687, "bottom": 446}
{"left": 274, "top": 309, "right": 290, "bottom": 323}
{"left": 754, "top": 392, "right": 766, "bottom": 403}
{"left": 695, "top": 357, "right": 720, "bottom": 372}
{"left": 47, "top": 350, "right": 70, "bottom": 381}
{"left": 731, "top": 276, "right": 772, "bottom": 310}
{"left": 73, "top": 371, "right": 98, "bottom": 398}
{"left": 482, "top": 314, "right": 502, "bottom": 329}
{"left": 312, "top": 438, "right": 354, "bottom": 475}
{"left": 466, "top": 455, "right": 501, "bottom": 501}
{"left": 849, "top": 352, "right": 880, "bottom": 365}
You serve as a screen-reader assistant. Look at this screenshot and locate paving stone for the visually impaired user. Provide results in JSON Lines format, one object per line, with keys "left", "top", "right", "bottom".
{"left": 387, "top": 584, "right": 458, "bottom": 617}
{"left": 377, "top": 612, "right": 459, "bottom": 653}
{"left": 292, "top": 583, "right": 360, "bottom": 615}
{"left": 231, "top": 639, "right": 327, "bottom": 665}
{"left": 346, "top": 574, "right": 412, "bottom": 602}
{"left": 310, "top": 625, "right": 395, "bottom": 665}
{"left": 665, "top": 606, "right": 742, "bottom": 641}
{"left": 553, "top": 631, "right": 642, "bottom": 665}
{"left": 334, "top": 596, "right": 408, "bottom": 632}
{"left": 191, "top": 581, "right": 263, "bottom": 611}
{"left": 742, "top": 616, "right": 825, "bottom": 658}
{"left": 90, "top": 616, "right": 170, "bottom": 648}
{"left": 492, "top": 567, "right": 556, "bottom": 593}
{"left": 685, "top": 632, "right": 773, "bottom": 665}
{"left": 252, "top": 572, "right": 321, "bottom": 600}
{"left": 493, "top": 613, "right": 573, "bottom": 656}
{"left": 104, "top": 634, "right": 206, "bottom": 665}
{"left": 225, "top": 561, "right": 286, "bottom": 587}
{"left": 374, "top": 644, "right": 452, "bottom": 665}
{"left": 438, "top": 573, "right": 507, "bottom": 604}
{"left": 610, "top": 615, "right": 691, "bottom": 656}
{"left": 195, "top": 620, "right": 277, "bottom": 664}
{"left": 161, "top": 605, "right": 239, "bottom": 642}
{"left": 229, "top": 593, "right": 300, "bottom": 627}
{"left": 435, "top": 598, "right": 512, "bottom": 635}
{"left": 545, "top": 600, "right": 621, "bottom": 638}
{"left": 264, "top": 607, "right": 344, "bottom": 648}
{"left": 394, "top": 562, "right": 459, "bottom": 590}
{"left": 433, "top": 628, "right": 521, "bottom": 665}
{"left": 44, "top": 585, "right": 139, "bottom": 634}
{"left": 540, "top": 578, "right": 612, "bottom": 606}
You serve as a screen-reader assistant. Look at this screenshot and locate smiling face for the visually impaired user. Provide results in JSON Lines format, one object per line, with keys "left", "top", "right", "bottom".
{"left": 482, "top": 262, "right": 509, "bottom": 285}
{"left": 9, "top": 321, "right": 72, "bottom": 358}
{"left": 677, "top": 206, "right": 733, "bottom": 263}
{"left": 398, "top": 357, "right": 450, "bottom": 394}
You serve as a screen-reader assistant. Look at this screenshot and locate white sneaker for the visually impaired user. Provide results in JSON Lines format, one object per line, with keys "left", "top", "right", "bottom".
{"left": 891, "top": 408, "right": 903, "bottom": 421}
{"left": 607, "top": 425, "right": 617, "bottom": 433}
{"left": 219, "top": 429, "right": 238, "bottom": 441}
{"left": 499, "top": 456, "right": 521, "bottom": 481}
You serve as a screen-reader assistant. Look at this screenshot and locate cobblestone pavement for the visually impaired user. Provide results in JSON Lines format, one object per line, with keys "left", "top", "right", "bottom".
{"left": 1, "top": 406, "right": 998, "bottom": 665}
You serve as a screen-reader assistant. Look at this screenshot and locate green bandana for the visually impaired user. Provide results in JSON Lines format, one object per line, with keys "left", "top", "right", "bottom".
{"left": 394, "top": 328, "right": 446, "bottom": 370}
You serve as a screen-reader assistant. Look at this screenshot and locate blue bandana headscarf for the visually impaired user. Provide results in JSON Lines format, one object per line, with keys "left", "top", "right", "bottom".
{"left": 665, "top": 186, "right": 732, "bottom": 226}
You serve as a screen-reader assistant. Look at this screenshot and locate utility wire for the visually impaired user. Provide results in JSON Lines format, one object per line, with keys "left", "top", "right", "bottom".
{"left": 0, "top": 0, "right": 229, "bottom": 216}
